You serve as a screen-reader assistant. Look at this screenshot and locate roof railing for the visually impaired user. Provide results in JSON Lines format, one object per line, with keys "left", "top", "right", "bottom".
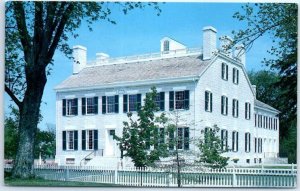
{"left": 87, "top": 47, "right": 202, "bottom": 66}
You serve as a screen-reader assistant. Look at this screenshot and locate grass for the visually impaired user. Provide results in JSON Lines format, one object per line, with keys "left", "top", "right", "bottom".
{"left": 5, "top": 177, "right": 120, "bottom": 187}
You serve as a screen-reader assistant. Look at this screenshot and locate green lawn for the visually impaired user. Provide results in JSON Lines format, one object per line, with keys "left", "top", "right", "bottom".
{"left": 5, "top": 178, "right": 120, "bottom": 187}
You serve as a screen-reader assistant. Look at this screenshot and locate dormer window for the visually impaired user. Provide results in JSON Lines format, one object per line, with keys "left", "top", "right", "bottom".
{"left": 163, "top": 40, "right": 170, "bottom": 52}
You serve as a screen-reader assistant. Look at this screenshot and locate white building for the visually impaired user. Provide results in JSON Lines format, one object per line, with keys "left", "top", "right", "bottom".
{"left": 54, "top": 26, "right": 281, "bottom": 167}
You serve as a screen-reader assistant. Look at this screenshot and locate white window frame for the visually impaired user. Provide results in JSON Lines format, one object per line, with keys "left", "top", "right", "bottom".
{"left": 245, "top": 132, "right": 251, "bottom": 153}
{"left": 221, "top": 129, "right": 228, "bottom": 151}
{"left": 84, "top": 97, "right": 97, "bottom": 115}
{"left": 245, "top": 102, "right": 251, "bottom": 120}
{"left": 66, "top": 131, "right": 74, "bottom": 150}
{"left": 233, "top": 67, "right": 239, "bottom": 84}
{"left": 232, "top": 99, "right": 239, "bottom": 117}
{"left": 205, "top": 91, "right": 213, "bottom": 112}
{"left": 107, "top": 96, "right": 116, "bottom": 113}
{"left": 66, "top": 99, "right": 77, "bottom": 116}
{"left": 86, "top": 130, "right": 94, "bottom": 150}
{"left": 221, "top": 63, "right": 228, "bottom": 80}
{"left": 221, "top": 95, "right": 228, "bottom": 115}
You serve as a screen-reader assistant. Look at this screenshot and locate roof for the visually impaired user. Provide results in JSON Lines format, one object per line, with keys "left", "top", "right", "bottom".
{"left": 55, "top": 54, "right": 211, "bottom": 90}
{"left": 254, "top": 99, "right": 279, "bottom": 113}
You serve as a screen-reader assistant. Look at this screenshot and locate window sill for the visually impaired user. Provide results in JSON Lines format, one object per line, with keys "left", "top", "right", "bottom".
{"left": 64, "top": 115, "right": 77, "bottom": 117}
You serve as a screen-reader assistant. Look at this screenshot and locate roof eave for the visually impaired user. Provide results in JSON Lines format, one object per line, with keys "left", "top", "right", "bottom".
{"left": 55, "top": 75, "right": 200, "bottom": 93}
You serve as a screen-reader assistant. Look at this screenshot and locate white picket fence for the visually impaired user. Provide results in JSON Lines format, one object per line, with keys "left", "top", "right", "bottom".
{"left": 5, "top": 164, "right": 297, "bottom": 187}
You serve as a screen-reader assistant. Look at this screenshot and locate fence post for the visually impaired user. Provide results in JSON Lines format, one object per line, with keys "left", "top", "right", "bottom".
{"left": 114, "top": 168, "right": 118, "bottom": 184}
{"left": 232, "top": 166, "right": 237, "bottom": 187}
{"left": 65, "top": 166, "right": 69, "bottom": 181}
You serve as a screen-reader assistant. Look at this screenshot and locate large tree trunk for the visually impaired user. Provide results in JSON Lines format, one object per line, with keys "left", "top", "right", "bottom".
{"left": 12, "top": 63, "right": 47, "bottom": 178}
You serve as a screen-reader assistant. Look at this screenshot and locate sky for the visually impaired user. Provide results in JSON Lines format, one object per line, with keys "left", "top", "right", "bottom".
{"left": 5, "top": 2, "right": 274, "bottom": 130}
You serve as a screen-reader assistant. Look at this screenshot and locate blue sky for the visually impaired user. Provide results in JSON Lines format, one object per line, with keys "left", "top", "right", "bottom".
{"left": 5, "top": 2, "right": 273, "bottom": 130}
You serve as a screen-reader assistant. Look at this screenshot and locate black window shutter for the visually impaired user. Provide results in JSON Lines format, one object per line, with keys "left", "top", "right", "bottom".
{"left": 226, "top": 131, "right": 228, "bottom": 148}
{"left": 245, "top": 103, "right": 247, "bottom": 119}
{"left": 74, "top": 98, "right": 78, "bottom": 115}
{"left": 237, "top": 70, "right": 239, "bottom": 84}
{"left": 169, "top": 91, "right": 174, "bottom": 111}
{"left": 221, "top": 97, "right": 224, "bottom": 114}
{"left": 94, "top": 97, "right": 98, "bottom": 114}
{"left": 82, "top": 98, "right": 86, "bottom": 115}
{"left": 237, "top": 101, "right": 239, "bottom": 117}
{"left": 137, "top": 94, "right": 142, "bottom": 110}
{"left": 226, "top": 65, "right": 228, "bottom": 80}
{"left": 160, "top": 92, "right": 165, "bottom": 111}
{"left": 249, "top": 134, "right": 251, "bottom": 152}
{"left": 221, "top": 63, "right": 224, "bottom": 79}
{"left": 245, "top": 133, "right": 247, "bottom": 152}
{"left": 82, "top": 130, "right": 86, "bottom": 150}
{"left": 74, "top": 131, "right": 78, "bottom": 150}
{"left": 233, "top": 68, "right": 236, "bottom": 83}
{"left": 232, "top": 132, "right": 235, "bottom": 151}
{"left": 102, "top": 96, "right": 106, "bottom": 114}
{"left": 232, "top": 100, "right": 235, "bottom": 116}
{"left": 237, "top": 132, "right": 239, "bottom": 151}
{"left": 184, "top": 90, "right": 189, "bottom": 110}
{"left": 94, "top": 130, "right": 98, "bottom": 150}
{"left": 123, "top": 95, "right": 128, "bottom": 113}
{"left": 115, "top": 95, "right": 119, "bottom": 113}
{"left": 62, "top": 131, "right": 66, "bottom": 151}
{"left": 62, "top": 99, "right": 66, "bottom": 116}
{"left": 205, "top": 91, "right": 209, "bottom": 111}
{"left": 210, "top": 92, "right": 213, "bottom": 112}
{"left": 249, "top": 104, "right": 251, "bottom": 120}
{"left": 184, "top": 127, "right": 189, "bottom": 150}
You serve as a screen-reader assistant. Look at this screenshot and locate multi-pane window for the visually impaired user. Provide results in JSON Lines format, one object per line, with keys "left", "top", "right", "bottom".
{"left": 257, "top": 138, "right": 262, "bottom": 153}
{"left": 169, "top": 90, "right": 189, "bottom": 110}
{"left": 221, "top": 63, "right": 228, "bottom": 80}
{"left": 82, "top": 130, "right": 98, "bottom": 151}
{"left": 62, "top": 98, "right": 78, "bottom": 116}
{"left": 155, "top": 92, "right": 165, "bottom": 111}
{"left": 123, "top": 94, "right": 141, "bottom": 112}
{"left": 245, "top": 132, "right": 251, "bottom": 153}
{"left": 221, "top": 129, "right": 228, "bottom": 151}
{"left": 82, "top": 97, "right": 98, "bottom": 115}
{"left": 232, "top": 131, "right": 239, "bottom": 152}
{"left": 163, "top": 40, "right": 170, "bottom": 52}
{"left": 205, "top": 91, "right": 213, "bottom": 112}
{"left": 168, "top": 127, "right": 189, "bottom": 150}
{"left": 62, "top": 130, "right": 78, "bottom": 151}
{"left": 232, "top": 99, "right": 239, "bottom": 117}
{"left": 221, "top": 95, "right": 228, "bottom": 115}
{"left": 245, "top": 102, "right": 251, "bottom": 120}
{"left": 102, "top": 95, "right": 119, "bottom": 114}
{"left": 233, "top": 67, "right": 239, "bottom": 84}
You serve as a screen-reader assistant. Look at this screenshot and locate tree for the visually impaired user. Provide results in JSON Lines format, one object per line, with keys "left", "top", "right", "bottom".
{"left": 114, "top": 87, "right": 169, "bottom": 168}
{"left": 232, "top": 3, "right": 297, "bottom": 163}
{"left": 5, "top": 1, "right": 161, "bottom": 178}
{"left": 247, "top": 70, "right": 280, "bottom": 106}
{"left": 197, "top": 125, "right": 229, "bottom": 169}
{"left": 34, "top": 125, "right": 56, "bottom": 161}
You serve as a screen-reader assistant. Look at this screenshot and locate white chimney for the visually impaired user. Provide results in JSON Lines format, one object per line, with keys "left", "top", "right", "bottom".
{"left": 202, "top": 26, "right": 217, "bottom": 60}
{"left": 219, "top": 35, "right": 233, "bottom": 56}
{"left": 73, "top": 45, "right": 87, "bottom": 74}
{"left": 234, "top": 44, "right": 246, "bottom": 67}
{"left": 251, "top": 85, "right": 257, "bottom": 98}
{"left": 96, "top": 53, "right": 110, "bottom": 64}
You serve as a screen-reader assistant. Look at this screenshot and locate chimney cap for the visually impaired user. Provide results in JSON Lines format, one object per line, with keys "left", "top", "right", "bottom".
{"left": 203, "top": 26, "right": 217, "bottom": 33}
{"left": 73, "top": 45, "right": 87, "bottom": 51}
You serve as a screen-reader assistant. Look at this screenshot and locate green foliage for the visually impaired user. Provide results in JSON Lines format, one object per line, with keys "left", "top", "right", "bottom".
{"left": 4, "top": 107, "right": 19, "bottom": 159}
{"left": 197, "top": 125, "right": 229, "bottom": 169}
{"left": 34, "top": 126, "right": 56, "bottom": 160}
{"left": 233, "top": 3, "right": 297, "bottom": 164}
{"left": 114, "top": 87, "right": 168, "bottom": 167}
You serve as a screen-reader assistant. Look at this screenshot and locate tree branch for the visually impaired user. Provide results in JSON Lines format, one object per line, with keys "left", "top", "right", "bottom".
{"left": 46, "top": 3, "right": 74, "bottom": 63}
{"left": 12, "top": 1, "right": 32, "bottom": 60}
{"left": 33, "top": 1, "right": 44, "bottom": 63}
{"left": 5, "top": 85, "right": 23, "bottom": 109}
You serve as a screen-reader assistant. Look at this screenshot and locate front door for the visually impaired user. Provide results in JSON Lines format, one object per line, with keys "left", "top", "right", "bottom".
{"left": 106, "top": 129, "right": 116, "bottom": 156}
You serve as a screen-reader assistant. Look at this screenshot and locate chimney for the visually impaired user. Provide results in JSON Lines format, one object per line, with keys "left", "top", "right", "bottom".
{"left": 251, "top": 85, "right": 257, "bottom": 98}
{"left": 219, "top": 35, "right": 233, "bottom": 56}
{"left": 73, "top": 45, "right": 87, "bottom": 74}
{"left": 234, "top": 44, "right": 246, "bottom": 67}
{"left": 202, "top": 26, "right": 217, "bottom": 60}
{"left": 96, "top": 53, "right": 110, "bottom": 64}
